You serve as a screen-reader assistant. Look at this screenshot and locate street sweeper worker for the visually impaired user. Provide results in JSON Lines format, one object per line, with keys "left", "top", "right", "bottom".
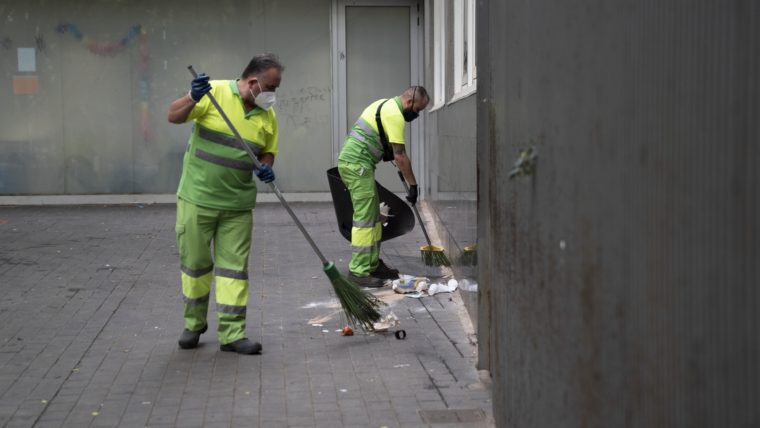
{"left": 166, "top": 53, "right": 283, "bottom": 355}
{"left": 337, "top": 86, "right": 430, "bottom": 287}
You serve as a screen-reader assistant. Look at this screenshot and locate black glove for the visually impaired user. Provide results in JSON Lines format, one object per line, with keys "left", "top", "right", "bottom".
{"left": 406, "top": 184, "right": 418, "bottom": 205}
{"left": 189, "top": 73, "right": 211, "bottom": 102}
{"left": 255, "top": 164, "right": 275, "bottom": 183}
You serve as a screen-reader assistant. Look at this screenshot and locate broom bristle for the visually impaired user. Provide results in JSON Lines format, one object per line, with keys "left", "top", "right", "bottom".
{"left": 323, "top": 262, "right": 384, "bottom": 330}
{"left": 461, "top": 246, "right": 477, "bottom": 266}
{"left": 331, "top": 276, "right": 384, "bottom": 330}
{"left": 434, "top": 251, "right": 451, "bottom": 267}
{"left": 421, "top": 248, "right": 451, "bottom": 267}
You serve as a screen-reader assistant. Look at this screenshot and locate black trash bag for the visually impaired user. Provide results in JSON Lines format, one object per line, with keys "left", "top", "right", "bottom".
{"left": 326, "top": 167, "right": 415, "bottom": 242}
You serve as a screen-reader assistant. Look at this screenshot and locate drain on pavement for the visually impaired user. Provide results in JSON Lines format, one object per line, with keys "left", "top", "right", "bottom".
{"left": 418, "top": 408, "right": 486, "bottom": 424}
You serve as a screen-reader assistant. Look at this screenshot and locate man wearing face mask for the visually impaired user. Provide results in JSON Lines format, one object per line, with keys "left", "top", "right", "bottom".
{"left": 167, "top": 53, "right": 283, "bottom": 354}
{"left": 337, "top": 86, "right": 430, "bottom": 287}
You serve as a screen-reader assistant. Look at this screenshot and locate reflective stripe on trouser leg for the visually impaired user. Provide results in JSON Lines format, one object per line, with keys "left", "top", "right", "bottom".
{"left": 338, "top": 161, "right": 381, "bottom": 277}
{"left": 349, "top": 222, "right": 381, "bottom": 276}
{"left": 214, "top": 208, "right": 253, "bottom": 345}
{"left": 181, "top": 266, "right": 212, "bottom": 331}
{"left": 176, "top": 198, "right": 217, "bottom": 332}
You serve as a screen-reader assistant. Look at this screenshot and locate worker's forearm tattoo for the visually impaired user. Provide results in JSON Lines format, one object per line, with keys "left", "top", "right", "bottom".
{"left": 393, "top": 144, "right": 406, "bottom": 155}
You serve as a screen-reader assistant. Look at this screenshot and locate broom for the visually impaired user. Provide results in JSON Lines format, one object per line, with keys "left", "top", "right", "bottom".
{"left": 394, "top": 169, "right": 451, "bottom": 267}
{"left": 461, "top": 244, "right": 477, "bottom": 266}
{"left": 187, "top": 66, "right": 382, "bottom": 329}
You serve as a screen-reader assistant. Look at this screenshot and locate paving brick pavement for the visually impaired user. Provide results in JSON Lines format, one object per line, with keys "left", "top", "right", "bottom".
{"left": 0, "top": 203, "right": 492, "bottom": 428}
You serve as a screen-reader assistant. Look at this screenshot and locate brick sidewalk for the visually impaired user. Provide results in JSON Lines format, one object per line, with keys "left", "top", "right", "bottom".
{"left": 0, "top": 203, "right": 492, "bottom": 428}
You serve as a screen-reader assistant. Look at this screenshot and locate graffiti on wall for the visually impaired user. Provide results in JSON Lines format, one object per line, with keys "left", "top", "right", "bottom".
{"left": 276, "top": 86, "right": 329, "bottom": 127}
{"left": 56, "top": 23, "right": 151, "bottom": 141}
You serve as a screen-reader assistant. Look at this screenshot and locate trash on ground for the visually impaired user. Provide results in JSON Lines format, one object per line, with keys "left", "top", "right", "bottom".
{"left": 459, "top": 279, "right": 478, "bottom": 292}
{"left": 394, "top": 277, "right": 463, "bottom": 298}
{"left": 404, "top": 292, "right": 424, "bottom": 299}
{"left": 372, "top": 311, "right": 399, "bottom": 331}
{"left": 392, "top": 275, "right": 429, "bottom": 294}
{"left": 428, "top": 278, "right": 458, "bottom": 296}
{"left": 302, "top": 300, "right": 341, "bottom": 309}
{"left": 341, "top": 325, "right": 354, "bottom": 336}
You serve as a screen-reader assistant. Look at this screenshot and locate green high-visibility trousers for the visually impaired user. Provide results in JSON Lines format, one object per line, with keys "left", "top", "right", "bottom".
{"left": 175, "top": 197, "right": 252, "bottom": 345}
{"left": 338, "top": 161, "right": 381, "bottom": 277}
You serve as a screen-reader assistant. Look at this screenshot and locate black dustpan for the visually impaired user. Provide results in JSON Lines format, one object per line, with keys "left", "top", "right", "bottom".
{"left": 326, "top": 167, "right": 415, "bottom": 242}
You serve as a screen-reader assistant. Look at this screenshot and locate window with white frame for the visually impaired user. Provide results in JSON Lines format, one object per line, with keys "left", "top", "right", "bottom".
{"left": 431, "top": 0, "right": 446, "bottom": 109}
{"left": 453, "top": 0, "right": 476, "bottom": 99}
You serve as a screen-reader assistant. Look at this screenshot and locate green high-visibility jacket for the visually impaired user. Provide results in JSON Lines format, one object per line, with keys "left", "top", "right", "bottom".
{"left": 338, "top": 97, "right": 406, "bottom": 170}
{"left": 177, "top": 80, "right": 279, "bottom": 211}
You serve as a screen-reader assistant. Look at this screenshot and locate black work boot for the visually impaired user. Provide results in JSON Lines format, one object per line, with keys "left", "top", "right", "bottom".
{"left": 220, "top": 338, "right": 262, "bottom": 355}
{"left": 178, "top": 324, "right": 208, "bottom": 349}
{"left": 370, "top": 259, "right": 400, "bottom": 280}
{"left": 378, "top": 259, "right": 399, "bottom": 274}
{"left": 348, "top": 272, "right": 385, "bottom": 288}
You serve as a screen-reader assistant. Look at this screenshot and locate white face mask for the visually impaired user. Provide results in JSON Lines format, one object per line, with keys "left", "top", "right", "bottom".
{"left": 251, "top": 80, "right": 276, "bottom": 110}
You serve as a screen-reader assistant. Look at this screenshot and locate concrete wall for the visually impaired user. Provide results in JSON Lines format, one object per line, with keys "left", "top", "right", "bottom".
{"left": 0, "top": 0, "right": 332, "bottom": 195}
{"left": 478, "top": 0, "right": 759, "bottom": 426}
{"left": 426, "top": 96, "right": 478, "bottom": 325}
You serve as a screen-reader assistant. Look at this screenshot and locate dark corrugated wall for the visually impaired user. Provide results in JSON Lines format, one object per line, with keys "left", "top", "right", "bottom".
{"left": 477, "top": 0, "right": 759, "bottom": 426}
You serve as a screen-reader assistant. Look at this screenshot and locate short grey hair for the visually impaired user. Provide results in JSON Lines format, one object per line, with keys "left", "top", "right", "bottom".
{"left": 242, "top": 53, "right": 284, "bottom": 78}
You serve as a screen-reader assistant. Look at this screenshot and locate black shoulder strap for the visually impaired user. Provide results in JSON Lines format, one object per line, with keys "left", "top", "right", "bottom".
{"left": 375, "top": 99, "right": 395, "bottom": 162}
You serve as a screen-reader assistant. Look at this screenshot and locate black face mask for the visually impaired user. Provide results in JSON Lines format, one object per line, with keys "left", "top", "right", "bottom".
{"left": 403, "top": 109, "right": 419, "bottom": 122}
{"left": 403, "top": 86, "right": 420, "bottom": 122}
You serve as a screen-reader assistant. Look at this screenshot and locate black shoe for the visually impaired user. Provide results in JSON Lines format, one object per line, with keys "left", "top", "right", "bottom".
{"left": 178, "top": 324, "right": 207, "bottom": 349}
{"left": 370, "top": 259, "right": 399, "bottom": 280}
{"left": 220, "top": 338, "right": 262, "bottom": 355}
{"left": 378, "top": 259, "right": 399, "bottom": 274}
{"left": 348, "top": 272, "right": 386, "bottom": 288}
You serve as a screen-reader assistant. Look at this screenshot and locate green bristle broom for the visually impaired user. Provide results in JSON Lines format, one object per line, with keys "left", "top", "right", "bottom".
{"left": 188, "top": 66, "right": 383, "bottom": 329}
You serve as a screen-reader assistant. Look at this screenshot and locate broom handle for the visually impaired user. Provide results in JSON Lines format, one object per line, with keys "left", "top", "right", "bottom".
{"left": 187, "top": 66, "right": 328, "bottom": 265}
{"left": 396, "top": 170, "right": 433, "bottom": 247}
